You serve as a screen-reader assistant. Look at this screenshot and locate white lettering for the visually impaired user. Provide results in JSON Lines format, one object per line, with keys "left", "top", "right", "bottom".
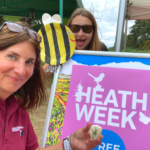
{"left": 99, "top": 142, "right": 105, "bottom": 150}
{"left": 76, "top": 103, "right": 95, "bottom": 121}
{"left": 132, "top": 92, "right": 147, "bottom": 111}
{"left": 108, "top": 108, "right": 120, "bottom": 127}
{"left": 103, "top": 90, "right": 118, "bottom": 107}
{"left": 12, "top": 126, "right": 24, "bottom": 132}
{"left": 107, "top": 143, "right": 113, "bottom": 150}
{"left": 94, "top": 106, "right": 107, "bottom": 125}
{"left": 99, "top": 143, "right": 120, "bottom": 150}
{"left": 75, "top": 85, "right": 91, "bottom": 103}
{"left": 121, "top": 110, "right": 137, "bottom": 130}
{"left": 118, "top": 90, "right": 132, "bottom": 108}
{"left": 92, "top": 87, "right": 104, "bottom": 105}
{"left": 114, "top": 145, "right": 120, "bottom": 150}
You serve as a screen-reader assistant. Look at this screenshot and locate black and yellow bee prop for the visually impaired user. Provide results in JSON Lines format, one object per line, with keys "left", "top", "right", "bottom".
{"left": 38, "top": 13, "right": 76, "bottom": 72}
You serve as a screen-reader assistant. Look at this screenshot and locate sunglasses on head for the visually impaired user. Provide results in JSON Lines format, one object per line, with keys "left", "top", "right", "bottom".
{"left": 69, "top": 24, "right": 94, "bottom": 34}
{"left": 0, "top": 22, "right": 41, "bottom": 43}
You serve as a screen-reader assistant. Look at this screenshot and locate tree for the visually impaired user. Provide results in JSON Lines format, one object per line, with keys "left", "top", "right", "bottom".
{"left": 127, "top": 20, "right": 150, "bottom": 49}
{"left": 142, "top": 40, "right": 150, "bottom": 50}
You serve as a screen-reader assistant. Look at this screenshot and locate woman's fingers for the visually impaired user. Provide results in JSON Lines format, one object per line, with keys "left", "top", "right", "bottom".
{"left": 85, "top": 140, "right": 93, "bottom": 150}
{"left": 96, "top": 135, "right": 103, "bottom": 145}
{"left": 82, "top": 122, "right": 92, "bottom": 133}
{"left": 85, "top": 135, "right": 103, "bottom": 150}
{"left": 85, "top": 138, "right": 99, "bottom": 150}
{"left": 96, "top": 137, "right": 102, "bottom": 146}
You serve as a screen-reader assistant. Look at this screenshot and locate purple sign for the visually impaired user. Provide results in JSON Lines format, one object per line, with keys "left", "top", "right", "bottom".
{"left": 61, "top": 65, "right": 150, "bottom": 150}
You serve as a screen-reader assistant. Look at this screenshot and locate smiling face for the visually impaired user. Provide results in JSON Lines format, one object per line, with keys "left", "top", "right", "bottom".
{"left": 0, "top": 40, "right": 36, "bottom": 100}
{"left": 71, "top": 15, "right": 93, "bottom": 50}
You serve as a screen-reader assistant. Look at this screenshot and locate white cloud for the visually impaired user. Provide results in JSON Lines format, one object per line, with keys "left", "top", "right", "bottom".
{"left": 82, "top": 0, "right": 135, "bottom": 48}
{"left": 60, "top": 59, "right": 150, "bottom": 75}
{"left": 60, "top": 59, "right": 87, "bottom": 75}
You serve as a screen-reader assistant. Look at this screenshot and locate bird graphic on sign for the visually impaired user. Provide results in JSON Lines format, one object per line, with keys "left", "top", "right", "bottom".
{"left": 88, "top": 73, "right": 105, "bottom": 87}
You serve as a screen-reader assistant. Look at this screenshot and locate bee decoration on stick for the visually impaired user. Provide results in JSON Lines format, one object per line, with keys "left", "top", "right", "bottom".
{"left": 38, "top": 13, "right": 76, "bottom": 73}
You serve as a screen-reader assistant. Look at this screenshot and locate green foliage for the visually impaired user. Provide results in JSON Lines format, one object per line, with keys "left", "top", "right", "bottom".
{"left": 108, "top": 46, "right": 150, "bottom": 53}
{"left": 111, "top": 20, "right": 150, "bottom": 52}
{"left": 123, "top": 47, "right": 150, "bottom": 53}
{"left": 142, "top": 40, "right": 150, "bottom": 50}
{"left": 31, "top": 23, "right": 43, "bottom": 32}
{"left": 63, "top": 18, "right": 69, "bottom": 25}
{"left": 108, "top": 46, "right": 114, "bottom": 51}
{"left": 2, "top": 15, "right": 68, "bottom": 32}
{"left": 3, "top": 16, "right": 22, "bottom": 22}
{"left": 127, "top": 20, "right": 150, "bottom": 49}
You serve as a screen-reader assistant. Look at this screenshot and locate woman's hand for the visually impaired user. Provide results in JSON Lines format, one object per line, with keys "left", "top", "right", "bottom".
{"left": 70, "top": 122, "right": 103, "bottom": 150}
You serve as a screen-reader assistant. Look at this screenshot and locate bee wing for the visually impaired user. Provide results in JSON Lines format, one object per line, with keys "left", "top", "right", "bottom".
{"left": 52, "top": 14, "right": 62, "bottom": 23}
{"left": 42, "top": 13, "right": 52, "bottom": 25}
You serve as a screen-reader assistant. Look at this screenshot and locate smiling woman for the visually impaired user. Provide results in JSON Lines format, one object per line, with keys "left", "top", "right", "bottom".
{"left": 0, "top": 41, "right": 36, "bottom": 100}
{"left": 67, "top": 8, "right": 108, "bottom": 51}
{"left": 0, "top": 21, "right": 103, "bottom": 150}
{"left": 0, "top": 21, "right": 45, "bottom": 110}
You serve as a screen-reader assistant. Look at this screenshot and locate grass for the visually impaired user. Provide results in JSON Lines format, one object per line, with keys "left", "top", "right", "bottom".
{"left": 108, "top": 47, "right": 150, "bottom": 53}
{"left": 3, "top": 15, "right": 68, "bottom": 24}
{"left": 3, "top": 16, "right": 22, "bottom": 22}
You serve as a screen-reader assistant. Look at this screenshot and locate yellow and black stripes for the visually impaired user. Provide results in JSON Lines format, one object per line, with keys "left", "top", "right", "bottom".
{"left": 51, "top": 23, "right": 61, "bottom": 65}
{"left": 40, "top": 27, "right": 51, "bottom": 64}
{"left": 60, "top": 24, "right": 70, "bottom": 61}
{"left": 38, "top": 22, "right": 75, "bottom": 66}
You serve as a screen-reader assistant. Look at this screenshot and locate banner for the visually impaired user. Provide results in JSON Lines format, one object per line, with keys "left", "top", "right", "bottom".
{"left": 41, "top": 51, "right": 150, "bottom": 149}
{"left": 62, "top": 65, "right": 150, "bottom": 150}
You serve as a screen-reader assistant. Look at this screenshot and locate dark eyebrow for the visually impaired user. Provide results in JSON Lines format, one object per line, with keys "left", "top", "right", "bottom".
{"left": 9, "top": 51, "right": 36, "bottom": 61}
{"left": 10, "top": 51, "right": 20, "bottom": 57}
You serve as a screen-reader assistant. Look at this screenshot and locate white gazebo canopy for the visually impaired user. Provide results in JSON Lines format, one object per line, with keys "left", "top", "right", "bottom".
{"left": 129, "top": 0, "right": 150, "bottom": 20}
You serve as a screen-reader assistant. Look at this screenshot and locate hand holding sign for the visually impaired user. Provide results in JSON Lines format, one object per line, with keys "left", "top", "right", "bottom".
{"left": 70, "top": 122, "right": 103, "bottom": 150}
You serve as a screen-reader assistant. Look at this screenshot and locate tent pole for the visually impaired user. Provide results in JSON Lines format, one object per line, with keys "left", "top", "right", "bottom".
{"left": 40, "top": 66, "right": 62, "bottom": 148}
{"left": 0, "top": 15, "right": 3, "bottom": 25}
{"left": 59, "top": 0, "right": 63, "bottom": 24}
{"left": 114, "top": 0, "right": 128, "bottom": 52}
{"left": 124, "top": 19, "right": 128, "bottom": 52}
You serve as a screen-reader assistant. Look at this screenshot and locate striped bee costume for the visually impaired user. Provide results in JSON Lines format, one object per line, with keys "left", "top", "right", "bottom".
{"left": 38, "top": 23, "right": 76, "bottom": 70}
